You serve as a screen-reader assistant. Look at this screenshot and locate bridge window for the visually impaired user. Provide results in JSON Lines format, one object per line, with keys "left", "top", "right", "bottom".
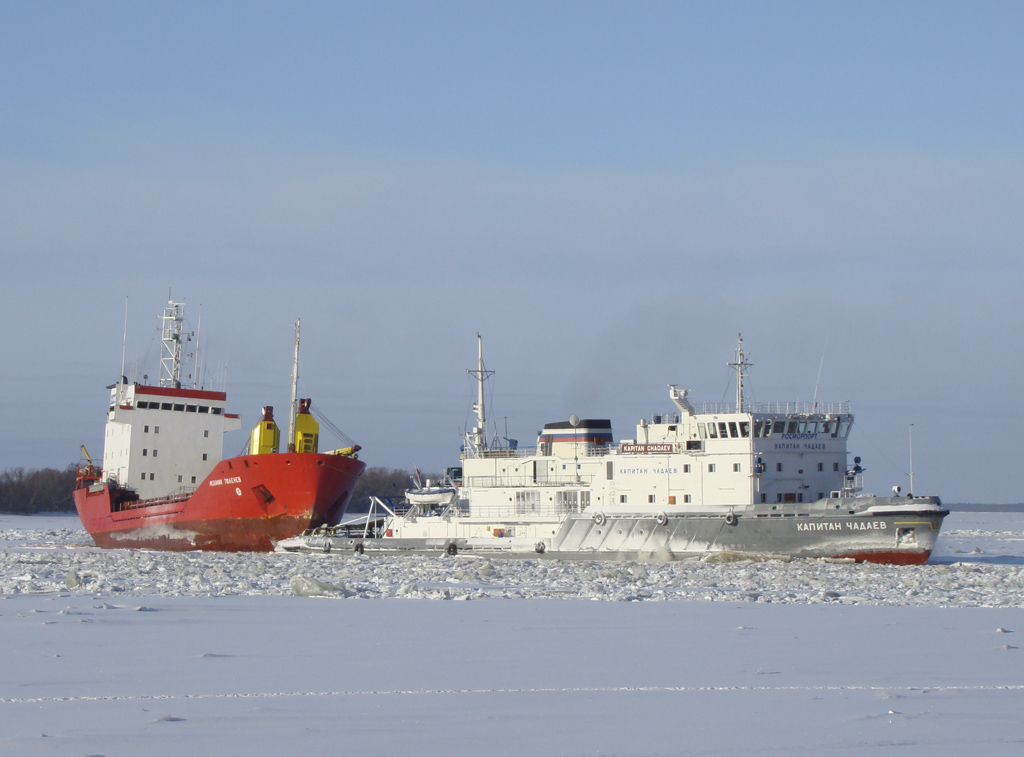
{"left": 706, "top": 423, "right": 717, "bottom": 439}
{"left": 739, "top": 422, "right": 750, "bottom": 437}
{"left": 718, "top": 422, "right": 729, "bottom": 437}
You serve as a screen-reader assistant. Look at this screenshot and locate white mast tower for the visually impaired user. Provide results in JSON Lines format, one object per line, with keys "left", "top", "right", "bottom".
{"left": 466, "top": 333, "right": 494, "bottom": 455}
{"left": 287, "top": 319, "right": 300, "bottom": 452}
{"left": 729, "top": 333, "right": 752, "bottom": 412}
{"left": 159, "top": 300, "right": 187, "bottom": 389}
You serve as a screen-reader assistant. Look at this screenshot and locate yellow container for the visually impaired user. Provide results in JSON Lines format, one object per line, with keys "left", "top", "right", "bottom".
{"left": 294, "top": 398, "right": 319, "bottom": 453}
{"left": 249, "top": 406, "right": 280, "bottom": 455}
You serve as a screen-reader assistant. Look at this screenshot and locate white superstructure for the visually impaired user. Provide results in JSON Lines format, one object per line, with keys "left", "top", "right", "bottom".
{"left": 296, "top": 334, "right": 946, "bottom": 563}
{"left": 101, "top": 300, "right": 242, "bottom": 500}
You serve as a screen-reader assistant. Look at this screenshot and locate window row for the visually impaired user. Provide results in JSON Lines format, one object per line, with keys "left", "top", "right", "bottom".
{"left": 135, "top": 401, "right": 223, "bottom": 415}
{"left": 619, "top": 494, "right": 694, "bottom": 504}
{"left": 752, "top": 417, "right": 851, "bottom": 438}
{"left": 698, "top": 421, "right": 750, "bottom": 439}
{"left": 139, "top": 472, "right": 198, "bottom": 484}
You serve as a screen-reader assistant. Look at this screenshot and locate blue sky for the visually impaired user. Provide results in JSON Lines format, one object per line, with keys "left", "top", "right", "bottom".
{"left": 2, "top": 1, "right": 1022, "bottom": 502}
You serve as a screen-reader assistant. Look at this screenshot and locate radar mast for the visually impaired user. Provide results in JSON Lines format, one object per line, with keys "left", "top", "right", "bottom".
{"left": 729, "top": 333, "right": 752, "bottom": 412}
{"left": 466, "top": 333, "right": 494, "bottom": 454}
{"left": 159, "top": 300, "right": 187, "bottom": 389}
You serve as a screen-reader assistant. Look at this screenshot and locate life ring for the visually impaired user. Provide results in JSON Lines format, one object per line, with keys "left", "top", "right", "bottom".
{"left": 655, "top": 512, "right": 668, "bottom": 527}
{"left": 725, "top": 512, "right": 738, "bottom": 527}
{"left": 593, "top": 512, "right": 607, "bottom": 526}
{"left": 446, "top": 542, "right": 458, "bottom": 556}
{"left": 353, "top": 541, "right": 364, "bottom": 554}
{"left": 535, "top": 541, "right": 546, "bottom": 554}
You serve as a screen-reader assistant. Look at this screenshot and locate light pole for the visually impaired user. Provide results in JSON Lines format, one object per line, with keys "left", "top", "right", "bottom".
{"left": 570, "top": 414, "right": 580, "bottom": 484}
{"left": 909, "top": 423, "right": 914, "bottom": 497}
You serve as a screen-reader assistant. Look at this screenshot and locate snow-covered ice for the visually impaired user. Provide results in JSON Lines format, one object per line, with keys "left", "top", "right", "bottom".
{"left": 2, "top": 512, "right": 1024, "bottom": 755}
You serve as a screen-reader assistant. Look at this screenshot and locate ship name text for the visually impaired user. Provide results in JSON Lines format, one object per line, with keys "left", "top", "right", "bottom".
{"left": 208, "top": 476, "right": 243, "bottom": 486}
{"left": 618, "top": 466, "right": 680, "bottom": 476}
{"left": 797, "top": 521, "right": 888, "bottom": 532}
{"left": 621, "top": 443, "right": 675, "bottom": 454}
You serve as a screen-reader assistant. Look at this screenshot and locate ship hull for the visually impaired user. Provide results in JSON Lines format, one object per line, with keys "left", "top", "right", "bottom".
{"left": 288, "top": 500, "right": 947, "bottom": 565}
{"left": 74, "top": 452, "right": 365, "bottom": 552}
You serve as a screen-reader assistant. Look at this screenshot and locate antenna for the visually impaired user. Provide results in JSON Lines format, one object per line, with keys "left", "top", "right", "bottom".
{"left": 811, "top": 337, "right": 828, "bottom": 408}
{"left": 908, "top": 423, "right": 914, "bottom": 496}
{"left": 119, "top": 297, "right": 128, "bottom": 399}
{"left": 193, "top": 304, "right": 202, "bottom": 389}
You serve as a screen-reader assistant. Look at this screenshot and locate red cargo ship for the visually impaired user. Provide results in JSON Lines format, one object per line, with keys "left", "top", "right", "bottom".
{"left": 73, "top": 302, "right": 365, "bottom": 552}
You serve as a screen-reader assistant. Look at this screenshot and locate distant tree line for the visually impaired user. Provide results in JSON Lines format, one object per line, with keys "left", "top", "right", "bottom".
{"left": 0, "top": 466, "right": 78, "bottom": 514}
{"left": 347, "top": 466, "right": 423, "bottom": 512}
{"left": 0, "top": 464, "right": 427, "bottom": 515}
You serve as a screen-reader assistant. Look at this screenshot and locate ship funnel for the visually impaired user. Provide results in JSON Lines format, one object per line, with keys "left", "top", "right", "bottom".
{"left": 249, "top": 406, "right": 280, "bottom": 455}
{"left": 294, "top": 398, "right": 320, "bottom": 453}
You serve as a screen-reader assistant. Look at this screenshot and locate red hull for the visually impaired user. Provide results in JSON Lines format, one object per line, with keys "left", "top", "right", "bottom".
{"left": 837, "top": 549, "right": 932, "bottom": 566}
{"left": 73, "top": 453, "right": 365, "bottom": 552}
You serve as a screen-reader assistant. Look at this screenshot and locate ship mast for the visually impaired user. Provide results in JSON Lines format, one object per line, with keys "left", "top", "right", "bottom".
{"left": 466, "top": 333, "right": 494, "bottom": 454}
{"left": 159, "top": 300, "right": 186, "bottom": 389}
{"left": 729, "top": 333, "right": 752, "bottom": 412}
{"left": 287, "top": 319, "right": 300, "bottom": 452}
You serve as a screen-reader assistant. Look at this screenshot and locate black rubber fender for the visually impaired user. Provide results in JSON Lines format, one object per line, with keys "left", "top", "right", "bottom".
{"left": 353, "top": 541, "right": 364, "bottom": 554}
{"left": 725, "top": 512, "right": 738, "bottom": 527}
{"left": 446, "top": 541, "right": 458, "bottom": 556}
